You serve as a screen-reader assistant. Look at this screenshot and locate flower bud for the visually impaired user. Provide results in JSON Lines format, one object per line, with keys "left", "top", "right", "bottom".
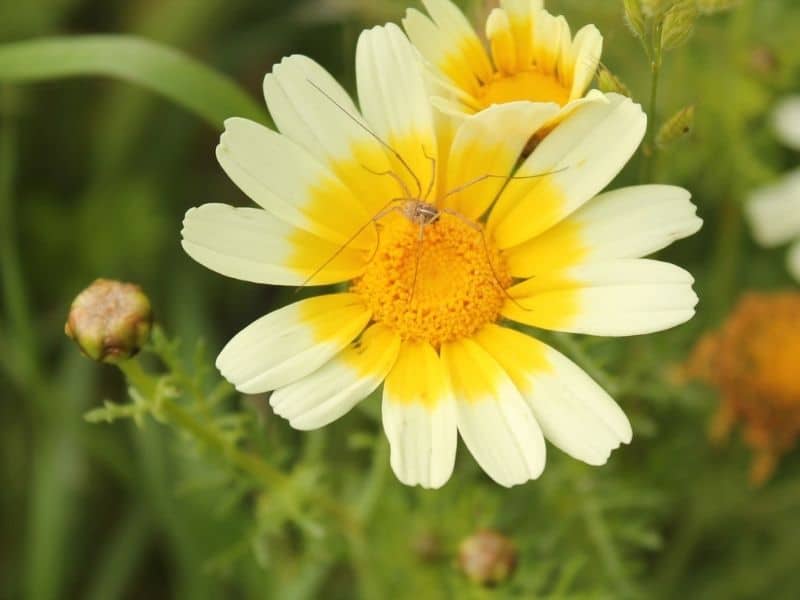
{"left": 412, "top": 531, "right": 442, "bottom": 563}
{"left": 597, "top": 65, "right": 631, "bottom": 97}
{"left": 623, "top": 0, "right": 647, "bottom": 39}
{"left": 457, "top": 529, "right": 517, "bottom": 586}
{"left": 65, "top": 278, "right": 153, "bottom": 363}
{"left": 656, "top": 105, "right": 695, "bottom": 148}
{"left": 661, "top": 0, "right": 698, "bottom": 51}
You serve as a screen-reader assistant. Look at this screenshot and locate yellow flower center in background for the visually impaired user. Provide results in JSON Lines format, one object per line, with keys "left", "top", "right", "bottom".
{"left": 477, "top": 70, "right": 571, "bottom": 109}
{"left": 352, "top": 211, "right": 510, "bottom": 348}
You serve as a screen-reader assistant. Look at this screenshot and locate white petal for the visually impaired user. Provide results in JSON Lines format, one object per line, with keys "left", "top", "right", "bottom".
{"left": 489, "top": 93, "right": 647, "bottom": 249}
{"left": 270, "top": 324, "right": 401, "bottom": 430}
{"left": 216, "top": 118, "right": 372, "bottom": 248}
{"left": 264, "top": 55, "right": 367, "bottom": 162}
{"left": 567, "top": 24, "right": 603, "bottom": 99}
{"left": 772, "top": 96, "right": 800, "bottom": 151}
{"left": 356, "top": 24, "right": 438, "bottom": 194}
{"left": 788, "top": 240, "right": 800, "bottom": 283}
{"left": 505, "top": 259, "right": 699, "bottom": 336}
{"left": 744, "top": 169, "right": 800, "bottom": 247}
{"left": 506, "top": 185, "right": 702, "bottom": 277}
{"left": 475, "top": 325, "right": 631, "bottom": 466}
{"left": 403, "top": 7, "right": 482, "bottom": 96}
{"left": 216, "top": 294, "right": 371, "bottom": 394}
{"left": 181, "top": 204, "right": 366, "bottom": 286}
{"left": 533, "top": 11, "right": 569, "bottom": 77}
{"left": 382, "top": 341, "right": 458, "bottom": 489}
{"left": 419, "top": 0, "right": 493, "bottom": 82}
{"left": 263, "top": 55, "right": 401, "bottom": 216}
{"left": 442, "top": 338, "right": 546, "bottom": 487}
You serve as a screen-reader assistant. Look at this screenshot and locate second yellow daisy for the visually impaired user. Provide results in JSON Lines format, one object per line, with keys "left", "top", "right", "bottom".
{"left": 404, "top": 0, "right": 604, "bottom": 118}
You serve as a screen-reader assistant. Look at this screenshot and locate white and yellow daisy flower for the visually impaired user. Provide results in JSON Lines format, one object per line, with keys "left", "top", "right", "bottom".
{"left": 181, "top": 24, "right": 701, "bottom": 488}
{"left": 403, "top": 0, "right": 605, "bottom": 120}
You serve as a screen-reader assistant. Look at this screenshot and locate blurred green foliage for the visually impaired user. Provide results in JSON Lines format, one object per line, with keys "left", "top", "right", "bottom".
{"left": 2, "top": 0, "right": 800, "bottom": 598}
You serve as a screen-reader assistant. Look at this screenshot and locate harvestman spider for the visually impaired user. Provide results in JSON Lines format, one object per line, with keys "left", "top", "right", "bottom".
{"left": 299, "top": 80, "right": 564, "bottom": 310}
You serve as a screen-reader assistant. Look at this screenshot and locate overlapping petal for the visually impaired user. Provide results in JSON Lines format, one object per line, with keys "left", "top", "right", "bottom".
{"left": 270, "top": 324, "right": 400, "bottom": 430}
{"left": 442, "top": 101, "right": 560, "bottom": 220}
{"left": 442, "top": 338, "right": 546, "bottom": 487}
{"left": 217, "top": 294, "right": 371, "bottom": 394}
{"left": 475, "top": 325, "right": 631, "bottom": 466}
{"left": 404, "top": 0, "right": 604, "bottom": 122}
{"left": 357, "top": 23, "right": 438, "bottom": 196}
{"left": 181, "top": 203, "right": 367, "bottom": 286}
{"left": 216, "top": 117, "right": 375, "bottom": 249}
{"left": 505, "top": 185, "right": 702, "bottom": 277}
{"left": 488, "top": 93, "right": 647, "bottom": 249}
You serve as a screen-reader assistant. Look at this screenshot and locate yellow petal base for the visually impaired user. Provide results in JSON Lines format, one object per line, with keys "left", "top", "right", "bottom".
{"left": 477, "top": 69, "right": 571, "bottom": 109}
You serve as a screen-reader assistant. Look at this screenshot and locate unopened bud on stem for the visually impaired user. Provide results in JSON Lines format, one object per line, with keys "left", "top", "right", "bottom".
{"left": 457, "top": 529, "right": 517, "bottom": 586}
{"left": 65, "top": 278, "right": 153, "bottom": 363}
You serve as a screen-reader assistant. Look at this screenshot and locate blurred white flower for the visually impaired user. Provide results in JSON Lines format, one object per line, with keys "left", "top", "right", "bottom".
{"left": 746, "top": 96, "right": 800, "bottom": 282}
{"left": 772, "top": 96, "right": 800, "bottom": 151}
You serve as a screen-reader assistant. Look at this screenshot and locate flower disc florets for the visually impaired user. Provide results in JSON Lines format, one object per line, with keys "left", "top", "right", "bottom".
{"left": 351, "top": 211, "right": 510, "bottom": 348}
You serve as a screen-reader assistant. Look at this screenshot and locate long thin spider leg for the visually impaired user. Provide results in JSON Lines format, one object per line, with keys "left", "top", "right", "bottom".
{"left": 306, "top": 79, "right": 422, "bottom": 199}
{"left": 407, "top": 222, "right": 427, "bottom": 309}
{"left": 361, "top": 164, "right": 412, "bottom": 199}
{"left": 439, "top": 167, "right": 569, "bottom": 203}
{"left": 440, "top": 208, "right": 533, "bottom": 312}
{"left": 421, "top": 145, "right": 436, "bottom": 202}
{"left": 295, "top": 199, "right": 404, "bottom": 291}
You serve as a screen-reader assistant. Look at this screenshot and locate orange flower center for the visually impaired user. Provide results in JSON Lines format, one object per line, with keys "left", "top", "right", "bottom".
{"left": 351, "top": 210, "right": 510, "bottom": 348}
{"left": 477, "top": 69, "right": 571, "bottom": 109}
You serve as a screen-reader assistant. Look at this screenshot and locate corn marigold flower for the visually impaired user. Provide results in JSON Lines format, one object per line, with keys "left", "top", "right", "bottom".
{"left": 687, "top": 292, "right": 800, "bottom": 485}
{"left": 403, "top": 0, "right": 605, "bottom": 121}
{"left": 181, "top": 24, "right": 701, "bottom": 488}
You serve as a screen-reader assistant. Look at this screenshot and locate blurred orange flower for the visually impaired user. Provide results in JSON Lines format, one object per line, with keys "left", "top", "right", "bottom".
{"left": 687, "top": 292, "right": 800, "bottom": 485}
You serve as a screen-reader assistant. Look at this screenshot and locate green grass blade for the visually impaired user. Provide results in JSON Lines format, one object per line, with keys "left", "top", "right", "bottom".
{"left": 0, "top": 35, "right": 266, "bottom": 128}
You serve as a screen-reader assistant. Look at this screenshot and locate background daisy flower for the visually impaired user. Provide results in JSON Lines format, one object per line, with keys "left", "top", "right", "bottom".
{"left": 403, "top": 0, "right": 605, "bottom": 119}
{"left": 181, "top": 24, "right": 700, "bottom": 488}
{"left": 745, "top": 96, "right": 800, "bottom": 282}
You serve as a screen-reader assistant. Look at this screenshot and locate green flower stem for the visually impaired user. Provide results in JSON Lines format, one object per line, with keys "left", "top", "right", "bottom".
{"left": 642, "top": 20, "right": 664, "bottom": 183}
{"left": 117, "top": 358, "right": 358, "bottom": 535}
